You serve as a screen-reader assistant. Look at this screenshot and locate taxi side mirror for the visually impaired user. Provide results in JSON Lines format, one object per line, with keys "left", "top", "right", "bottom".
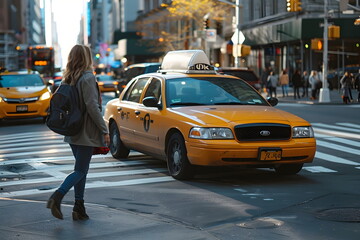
{"left": 267, "top": 97, "right": 278, "bottom": 106}
{"left": 143, "top": 96, "right": 160, "bottom": 108}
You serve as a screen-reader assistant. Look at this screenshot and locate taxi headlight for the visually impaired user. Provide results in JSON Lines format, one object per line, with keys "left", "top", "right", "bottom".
{"left": 293, "top": 126, "right": 314, "bottom": 138}
{"left": 40, "top": 91, "right": 51, "bottom": 100}
{"left": 189, "top": 127, "right": 234, "bottom": 139}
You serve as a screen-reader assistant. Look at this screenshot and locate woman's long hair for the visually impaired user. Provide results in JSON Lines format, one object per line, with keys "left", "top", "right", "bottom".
{"left": 63, "top": 45, "right": 93, "bottom": 85}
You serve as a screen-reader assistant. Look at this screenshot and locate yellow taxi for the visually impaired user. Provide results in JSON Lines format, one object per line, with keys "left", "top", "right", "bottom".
{"left": 95, "top": 74, "right": 120, "bottom": 97}
{"left": 0, "top": 73, "right": 51, "bottom": 121}
{"left": 104, "top": 50, "right": 316, "bottom": 180}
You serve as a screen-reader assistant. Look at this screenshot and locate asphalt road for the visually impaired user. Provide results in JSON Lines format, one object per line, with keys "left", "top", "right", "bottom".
{"left": 0, "top": 95, "right": 359, "bottom": 240}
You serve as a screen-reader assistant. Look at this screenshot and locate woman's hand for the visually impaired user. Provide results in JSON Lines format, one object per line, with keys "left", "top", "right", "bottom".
{"left": 104, "top": 133, "right": 110, "bottom": 146}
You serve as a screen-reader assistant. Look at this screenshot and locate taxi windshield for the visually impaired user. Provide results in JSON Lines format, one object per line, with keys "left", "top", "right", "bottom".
{"left": 0, "top": 74, "right": 45, "bottom": 88}
{"left": 166, "top": 77, "right": 267, "bottom": 107}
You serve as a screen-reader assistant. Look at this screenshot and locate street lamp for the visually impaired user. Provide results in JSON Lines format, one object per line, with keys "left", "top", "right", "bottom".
{"left": 319, "top": 0, "right": 331, "bottom": 103}
{"left": 218, "top": 0, "right": 242, "bottom": 67}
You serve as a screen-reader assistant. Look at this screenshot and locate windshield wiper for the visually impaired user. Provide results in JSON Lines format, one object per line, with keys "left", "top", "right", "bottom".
{"left": 170, "top": 102, "right": 206, "bottom": 106}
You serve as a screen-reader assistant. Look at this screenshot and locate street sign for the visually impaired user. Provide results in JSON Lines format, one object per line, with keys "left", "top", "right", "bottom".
{"left": 231, "top": 29, "right": 245, "bottom": 45}
{"left": 206, "top": 29, "right": 217, "bottom": 42}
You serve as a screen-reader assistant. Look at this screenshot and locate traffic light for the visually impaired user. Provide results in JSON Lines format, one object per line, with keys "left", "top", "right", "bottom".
{"left": 203, "top": 18, "right": 210, "bottom": 29}
{"left": 311, "top": 39, "right": 323, "bottom": 50}
{"left": 241, "top": 45, "right": 251, "bottom": 56}
{"left": 287, "top": 0, "right": 302, "bottom": 12}
{"left": 286, "top": 0, "right": 295, "bottom": 12}
{"left": 294, "top": 0, "right": 302, "bottom": 11}
{"left": 328, "top": 25, "right": 340, "bottom": 39}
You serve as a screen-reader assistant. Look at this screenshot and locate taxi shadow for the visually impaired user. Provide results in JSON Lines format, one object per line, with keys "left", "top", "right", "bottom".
{"left": 190, "top": 165, "right": 316, "bottom": 186}
{"left": 0, "top": 117, "right": 45, "bottom": 127}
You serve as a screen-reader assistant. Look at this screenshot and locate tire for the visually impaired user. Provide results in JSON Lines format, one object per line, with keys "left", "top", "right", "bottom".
{"left": 166, "top": 132, "right": 194, "bottom": 180}
{"left": 109, "top": 121, "right": 130, "bottom": 159}
{"left": 274, "top": 163, "right": 303, "bottom": 175}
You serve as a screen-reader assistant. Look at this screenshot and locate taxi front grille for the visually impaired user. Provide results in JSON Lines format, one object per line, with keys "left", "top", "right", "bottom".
{"left": 4, "top": 97, "right": 39, "bottom": 103}
{"left": 234, "top": 123, "right": 291, "bottom": 141}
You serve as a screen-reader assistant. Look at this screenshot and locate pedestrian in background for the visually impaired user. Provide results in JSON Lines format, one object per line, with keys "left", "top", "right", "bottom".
{"left": 279, "top": 69, "right": 289, "bottom": 97}
{"left": 267, "top": 71, "right": 278, "bottom": 98}
{"left": 301, "top": 70, "right": 309, "bottom": 97}
{"left": 260, "top": 67, "right": 270, "bottom": 93}
{"left": 292, "top": 70, "right": 302, "bottom": 99}
{"left": 47, "top": 45, "right": 110, "bottom": 220}
{"left": 309, "top": 70, "right": 320, "bottom": 100}
{"left": 340, "top": 71, "right": 353, "bottom": 104}
{"left": 355, "top": 69, "right": 360, "bottom": 102}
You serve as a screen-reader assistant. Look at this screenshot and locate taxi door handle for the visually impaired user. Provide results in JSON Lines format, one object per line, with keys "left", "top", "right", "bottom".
{"left": 117, "top": 107, "right": 122, "bottom": 112}
{"left": 134, "top": 110, "right": 141, "bottom": 115}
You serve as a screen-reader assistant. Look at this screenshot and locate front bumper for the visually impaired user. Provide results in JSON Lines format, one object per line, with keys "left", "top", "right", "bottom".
{"left": 186, "top": 138, "right": 316, "bottom": 166}
{"left": 0, "top": 100, "right": 50, "bottom": 119}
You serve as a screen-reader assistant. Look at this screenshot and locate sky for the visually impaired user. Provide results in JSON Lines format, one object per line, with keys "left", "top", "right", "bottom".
{"left": 46, "top": 0, "right": 84, "bottom": 68}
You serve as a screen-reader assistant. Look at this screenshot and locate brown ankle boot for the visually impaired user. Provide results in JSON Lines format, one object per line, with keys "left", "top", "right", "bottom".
{"left": 47, "top": 190, "right": 64, "bottom": 220}
{"left": 72, "top": 200, "right": 89, "bottom": 221}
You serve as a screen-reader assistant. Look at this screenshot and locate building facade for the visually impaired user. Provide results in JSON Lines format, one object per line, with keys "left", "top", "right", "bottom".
{"left": 0, "top": 0, "right": 45, "bottom": 70}
{"left": 134, "top": 0, "right": 360, "bottom": 88}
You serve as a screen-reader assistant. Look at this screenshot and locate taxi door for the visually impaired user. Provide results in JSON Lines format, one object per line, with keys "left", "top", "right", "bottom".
{"left": 131, "top": 78, "right": 163, "bottom": 156}
{"left": 118, "top": 77, "right": 149, "bottom": 148}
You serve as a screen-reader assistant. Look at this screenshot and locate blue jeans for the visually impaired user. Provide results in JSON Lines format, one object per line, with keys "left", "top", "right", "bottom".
{"left": 58, "top": 144, "right": 93, "bottom": 200}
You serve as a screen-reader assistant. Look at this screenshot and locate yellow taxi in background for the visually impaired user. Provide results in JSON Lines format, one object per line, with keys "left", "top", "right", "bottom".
{"left": 104, "top": 50, "right": 316, "bottom": 180}
{"left": 95, "top": 74, "right": 120, "bottom": 97}
{"left": 0, "top": 73, "right": 51, "bottom": 121}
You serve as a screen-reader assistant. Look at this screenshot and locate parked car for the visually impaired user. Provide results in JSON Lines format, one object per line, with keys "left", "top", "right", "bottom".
{"left": 0, "top": 73, "right": 51, "bottom": 121}
{"left": 217, "top": 67, "right": 261, "bottom": 91}
{"left": 104, "top": 50, "right": 316, "bottom": 180}
{"left": 96, "top": 74, "right": 120, "bottom": 97}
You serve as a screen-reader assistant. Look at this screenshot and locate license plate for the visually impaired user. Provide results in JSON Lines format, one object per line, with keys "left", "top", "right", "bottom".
{"left": 258, "top": 148, "right": 282, "bottom": 161}
{"left": 16, "top": 105, "right": 28, "bottom": 112}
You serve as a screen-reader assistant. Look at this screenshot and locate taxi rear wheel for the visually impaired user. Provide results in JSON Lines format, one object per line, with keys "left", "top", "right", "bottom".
{"left": 167, "top": 133, "right": 194, "bottom": 180}
{"left": 274, "top": 163, "right": 303, "bottom": 175}
{"left": 109, "top": 121, "right": 130, "bottom": 159}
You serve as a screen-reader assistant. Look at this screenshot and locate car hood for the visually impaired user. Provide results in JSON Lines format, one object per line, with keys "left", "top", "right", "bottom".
{"left": 170, "top": 105, "right": 307, "bottom": 126}
{"left": 0, "top": 86, "right": 47, "bottom": 98}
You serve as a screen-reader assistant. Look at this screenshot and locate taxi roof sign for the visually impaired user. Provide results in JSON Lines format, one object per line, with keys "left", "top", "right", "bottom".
{"left": 159, "top": 50, "right": 215, "bottom": 74}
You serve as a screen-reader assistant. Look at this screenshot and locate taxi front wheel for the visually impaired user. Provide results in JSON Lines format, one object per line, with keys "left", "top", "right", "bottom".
{"left": 274, "top": 163, "right": 303, "bottom": 175}
{"left": 109, "top": 121, "right": 130, "bottom": 159}
{"left": 167, "top": 133, "right": 194, "bottom": 180}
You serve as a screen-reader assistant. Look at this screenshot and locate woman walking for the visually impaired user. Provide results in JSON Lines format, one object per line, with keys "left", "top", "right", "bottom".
{"left": 47, "top": 45, "right": 110, "bottom": 220}
{"left": 279, "top": 69, "right": 289, "bottom": 97}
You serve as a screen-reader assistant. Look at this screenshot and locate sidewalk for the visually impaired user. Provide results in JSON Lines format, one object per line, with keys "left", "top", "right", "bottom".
{"left": 262, "top": 88, "right": 359, "bottom": 105}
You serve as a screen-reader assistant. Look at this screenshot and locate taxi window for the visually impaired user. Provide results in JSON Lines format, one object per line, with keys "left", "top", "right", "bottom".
{"left": 144, "top": 78, "right": 161, "bottom": 102}
{"left": 166, "top": 77, "right": 267, "bottom": 107}
{"left": 0, "top": 74, "right": 44, "bottom": 88}
{"left": 123, "top": 78, "right": 149, "bottom": 103}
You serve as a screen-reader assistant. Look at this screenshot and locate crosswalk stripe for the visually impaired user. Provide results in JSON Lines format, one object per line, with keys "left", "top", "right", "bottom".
{"left": 0, "top": 176, "right": 174, "bottom": 198}
{"left": 23, "top": 160, "right": 163, "bottom": 174}
{"left": 0, "top": 152, "right": 145, "bottom": 166}
{"left": 314, "top": 133, "right": 360, "bottom": 147}
{"left": 0, "top": 144, "right": 70, "bottom": 154}
{"left": 313, "top": 128, "right": 360, "bottom": 140}
{"left": 336, "top": 123, "right": 360, "bottom": 129}
{"left": 312, "top": 123, "right": 360, "bottom": 133}
{"left": 0, "top": 132, "right": 60, "bottom": 142}
{"left": 315, "top": 151, "right": 359, "bottom": 165}
{"left": 0, "top": 168, "right": 167, "bottom": 188}
{"left": 316, "top": 140, "right": 360, "bottom": 156}
{"left": 303, "top": 166, "right": 337, "bottom": 173}
{"left": 0, "top": 139, "right": 65, "bottom": 150}
{"left": 0, "top": 147, "right": 72, "bottom": 158}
